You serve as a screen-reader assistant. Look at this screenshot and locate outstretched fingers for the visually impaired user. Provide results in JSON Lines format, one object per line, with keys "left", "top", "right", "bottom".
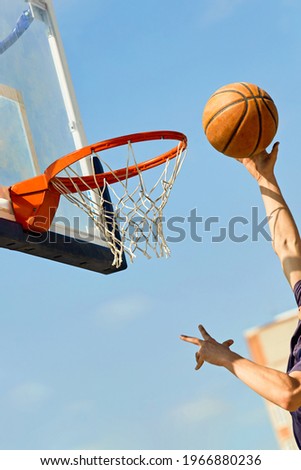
{"left": 180, "top": 334, "right": 205, "bottom": 370}
{"left": 195, "top": 351, "right": 204, "bottom": 371}
{"left": 180, "top": 335, "right": 203, "bottom": 347}
{"left": 198, "top": 324, "right": 212, "bottom": 340}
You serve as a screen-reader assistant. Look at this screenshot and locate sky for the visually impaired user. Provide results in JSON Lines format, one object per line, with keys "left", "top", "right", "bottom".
{"left": 2, "top": 0, "right": 301, "bottom": 450}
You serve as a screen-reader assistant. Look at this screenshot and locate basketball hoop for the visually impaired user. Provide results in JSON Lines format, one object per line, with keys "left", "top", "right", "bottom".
{"left": 10, "top": 130, "right": 187, "bottom": 267}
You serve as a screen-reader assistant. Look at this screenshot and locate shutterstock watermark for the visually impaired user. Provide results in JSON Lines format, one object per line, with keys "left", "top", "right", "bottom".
{"left": 163, "top": 207, "right": 271, "bottom": 243}
{"left": 25, "top": 206, "right": 271, "bottom": 245}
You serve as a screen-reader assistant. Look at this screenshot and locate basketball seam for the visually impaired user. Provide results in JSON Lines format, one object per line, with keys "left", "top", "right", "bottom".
{"left": 212, "top": 88, "right": 275, "bottom": 102}
{"left": 211, "top": 89, "right": 275, "bottom": 108}
{"left": 261, "top": 97, "right": 278, "bottom": 127}
{"left": 212, "top": 89, "right": 247, "bottom": 98}
{"left": 241, "top": 83, "right": 262, "bottom": 157}
{"left": 222, "top": 96, "right": 248, "bottom": 153}
{"left": 204, "top": 98, "right": 246, "bottom": 132}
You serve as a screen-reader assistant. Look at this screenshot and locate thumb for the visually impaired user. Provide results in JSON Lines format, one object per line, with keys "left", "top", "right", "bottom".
{"left": 222, "top": 339, "right": 234, "bottom": 348}
{"left": 268, "top": 141, "right": 279, "bottom": 160}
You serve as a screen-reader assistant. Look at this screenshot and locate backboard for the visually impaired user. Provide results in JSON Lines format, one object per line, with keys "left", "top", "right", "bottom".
{"left": 0, "top": 0, "right": 127, "bottom": 274}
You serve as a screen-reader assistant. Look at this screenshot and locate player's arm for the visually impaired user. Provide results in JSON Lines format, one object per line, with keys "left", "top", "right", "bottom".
{"left": 239, "top": 143, "right": 301, "bottom": 289}
{"left": 224, "top": 353, "right": 301, "bottom": 412}
{"left": 181, "top": 325, "right": 301, "bottom": 411}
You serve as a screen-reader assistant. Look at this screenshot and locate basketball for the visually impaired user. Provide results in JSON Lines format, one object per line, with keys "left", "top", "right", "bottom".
{"left": 202, "top": 82, "right": 278, "bottom": 158}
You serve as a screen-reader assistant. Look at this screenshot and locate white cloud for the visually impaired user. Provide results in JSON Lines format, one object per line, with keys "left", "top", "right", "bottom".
{"left": 94, "top": 294, "right": 152, "bottom": 326}
{"left": 66, "top": 399, "right": 95, "bottom": 415}
{"left": 8, "top": 381, "right": 52, "bottom": 411}
{"left": 281, "top": 0, "right": 299, "bottom": 5}
{"left": 201, "top": 0, "right": 244, "bottom": 26}
{"left": 171, "top": 395, "right": 230, "bottom": 424}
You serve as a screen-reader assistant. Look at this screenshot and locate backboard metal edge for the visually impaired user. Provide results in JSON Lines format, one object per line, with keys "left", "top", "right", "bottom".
{"left": 0, "top": 217, "right": 127, "bottom": 275}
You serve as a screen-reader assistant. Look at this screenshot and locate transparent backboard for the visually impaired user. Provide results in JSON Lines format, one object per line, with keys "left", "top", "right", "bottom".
{"left": 0, "top": 0, "right": 126, "bottom": 273}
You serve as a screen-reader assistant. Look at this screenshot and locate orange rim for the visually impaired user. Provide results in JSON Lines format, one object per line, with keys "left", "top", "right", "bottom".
{"left": 10, "top": 130, "right": 187, "bottom": 232}
{"left": 47, "top": 130, "right": 187, "bottom": 192}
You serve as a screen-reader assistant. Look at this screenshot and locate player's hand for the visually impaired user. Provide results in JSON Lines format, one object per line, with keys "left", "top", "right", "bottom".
{"left": 180, "top": 325, "right": 234, "bottom": 370}
{"left": 236, "top": 141, "right": 279, "bottom": 182}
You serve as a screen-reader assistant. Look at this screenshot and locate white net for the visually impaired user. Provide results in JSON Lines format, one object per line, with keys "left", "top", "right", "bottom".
{"left": 51, "top": 141, "right": 186, "bottom": 268}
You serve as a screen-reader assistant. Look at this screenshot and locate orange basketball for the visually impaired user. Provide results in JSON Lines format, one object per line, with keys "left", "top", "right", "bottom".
{"left": 202, "top": 82, "right": 278, "bottom": 158}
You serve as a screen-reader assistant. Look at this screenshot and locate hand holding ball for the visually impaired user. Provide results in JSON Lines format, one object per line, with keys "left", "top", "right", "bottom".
{"left": 202, "top": 82, "right": 278, "bottom": 158}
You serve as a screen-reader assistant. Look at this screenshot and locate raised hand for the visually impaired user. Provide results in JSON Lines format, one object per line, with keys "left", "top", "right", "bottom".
{"left": 180, "top": 325, "right": 234, "bottom": 370}
{"left": 236, "top": 141, "right": 279, "bottom": 182}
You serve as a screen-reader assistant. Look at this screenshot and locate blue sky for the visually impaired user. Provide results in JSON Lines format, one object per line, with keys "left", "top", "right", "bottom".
{"left": 2, "top": 0, "right": 301, "bottom": 450}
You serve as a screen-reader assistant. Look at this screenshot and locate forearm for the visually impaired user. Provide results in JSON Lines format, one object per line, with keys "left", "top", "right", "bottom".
{"left": 258, "top": 174, "right": 301, "bottom": 287}
{"left": 181, "top": 325, "right": 301, "bottom": 411}
{"left": 223, "top": 350, "right": 301, "bottom": 411}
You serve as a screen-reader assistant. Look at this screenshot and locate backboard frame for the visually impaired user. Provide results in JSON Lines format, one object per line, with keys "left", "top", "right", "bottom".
{"left": 0, "top": 0, "right": 127, "bottom": 274}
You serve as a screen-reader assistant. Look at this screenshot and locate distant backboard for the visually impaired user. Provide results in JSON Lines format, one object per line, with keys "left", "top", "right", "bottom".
{"left": 0, "top": 0, "right": 127, "bottom": 274}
